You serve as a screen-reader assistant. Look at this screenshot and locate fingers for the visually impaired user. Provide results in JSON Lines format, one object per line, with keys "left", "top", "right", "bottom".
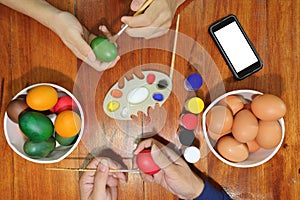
{"left": 99, "top": 25, "right": 113, "bottom": 39}
{"left": 79, "top": 158, "right": 99, "bottom": 185}
{"left": 100, "top": 157, "right": 127, "bottom": 185}
{"left": 151, "top": 143, "right": 175, "bottom": 169}
{"left": 130, "top": 0, "right": 147, "bottom": 11}
{"left": 92, "top": 161, "right": 109, "bottom": 198}
{"left": 133, "top": 138, "right": 159, "bottom": 155}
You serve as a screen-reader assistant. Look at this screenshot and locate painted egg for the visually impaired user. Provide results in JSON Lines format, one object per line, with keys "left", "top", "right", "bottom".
{"left": 50, "top": 96, "right": 77, "bottom": 113}
{"left": 55, "top": 132, "right": 78, "bottom": 146}
{"left": 23, "top": 137, "right": 56, "bottom": 158}
{"left": 6, "top": 99, "right": 29, "bottom": 123}
{"left": 26, "top": 85, "right": 58, "bottom": 111}
{"left": 251, "top": 94, "right": 286, "bottom": 121}
{"left": 136, "top": 149, "right": 160, "bottom": 175}
{"left": 19, "top": 111, "right": 54, "bottom": 141}
{"left": 54, "top": 110, "right": 81, "bottom": 138}
{"left": 232, "top": 109, "right": 259, "bottom": 143}
{"left": 90, "top": 37, "right": 118, "bottom": 62}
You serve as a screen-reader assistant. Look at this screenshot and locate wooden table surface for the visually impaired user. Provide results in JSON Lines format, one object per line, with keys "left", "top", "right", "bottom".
{"left": 1, "top": 0, "right": 299, "bottom": 199}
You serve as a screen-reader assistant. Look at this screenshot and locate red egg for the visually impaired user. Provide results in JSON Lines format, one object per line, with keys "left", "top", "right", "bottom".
{"left": 136, "top": 149, "right": 160, "bottom": 175}
{"left": 50, "top": 96, "right": 77, "bottom": 113}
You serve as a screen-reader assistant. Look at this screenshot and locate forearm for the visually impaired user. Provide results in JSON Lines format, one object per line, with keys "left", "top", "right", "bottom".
{"left": 0, "top": 0, "right": 61, "bottom": 30}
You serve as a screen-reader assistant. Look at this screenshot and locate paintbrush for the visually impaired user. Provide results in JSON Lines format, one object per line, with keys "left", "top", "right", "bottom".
{"left": 109, "top": 0, "right": 154, "bottom": 43}
{"left": 46, "top": 167, "right": 140, "bottom": 173}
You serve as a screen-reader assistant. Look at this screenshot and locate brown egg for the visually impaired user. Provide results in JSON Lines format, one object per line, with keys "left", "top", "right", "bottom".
{"left": 216, "top": 135, "right": 249, "bottom": 162}
{"left": 232, "top": 109, "right": 258, "bottom": 143}
{"left": 246, "top": 139, "right": 260, "bottom": 152}
{"left": 208, "top": 129, "right": 228, "bottom": 141}
{"left": 251, "top": 94, "right": 286, "bottom": 121}
{"left": 256, "top": 120, "right": 282, "bottom": 149}
{"left": 206, "top": 105, "right": 233, "bottom": 135}
{"left": 6, "top": 99, "right": 29, "bottom": 123}
{"left": 219, "top": 95, "right": 244, "bottom": 115}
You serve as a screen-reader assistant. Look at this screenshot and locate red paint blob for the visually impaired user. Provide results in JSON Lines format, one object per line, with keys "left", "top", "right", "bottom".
{"left": 146, "top": 73, "right": 156, "bottom": 85}
{"left": 136, "top": 149, "right": 160, "bottom": 175}
{"left": 181, "top": 113, "right": 198, "bottom": 130}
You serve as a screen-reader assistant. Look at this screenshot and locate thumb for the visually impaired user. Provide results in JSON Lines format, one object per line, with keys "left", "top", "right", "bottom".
{"left": 130, "top": 0, "right": 146, "bottom": 11}
{"left": 92, "top": 161, "right": 109, "bottom": 197}
{"left": 151, "top": 144, "right": 173, "bottom": 170}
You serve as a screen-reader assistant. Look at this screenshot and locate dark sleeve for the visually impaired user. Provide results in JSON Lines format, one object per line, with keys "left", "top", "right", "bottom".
{"left": 194, "top": 179, "right": 232, "bottom": 200}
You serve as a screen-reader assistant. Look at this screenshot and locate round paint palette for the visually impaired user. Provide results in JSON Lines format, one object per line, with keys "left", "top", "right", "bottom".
{"left": 103, "top": 71, "right": 172, "bottom": 120}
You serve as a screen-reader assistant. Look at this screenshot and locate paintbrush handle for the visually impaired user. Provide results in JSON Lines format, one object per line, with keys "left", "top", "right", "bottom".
{"left": 109, "top": 0, "right": 154, "bottom": 43}
{"left": 46, "top": 167, "right": 140, "bottom": 173}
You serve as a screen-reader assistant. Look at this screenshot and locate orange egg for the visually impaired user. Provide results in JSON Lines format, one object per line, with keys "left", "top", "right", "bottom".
{"left": 232, "top": 109, "right": 258, "bottom": 143}
{"left": 218, "top": 95, "right": 244, "bottom": 115}
{"left": 26, "top": 85, "right": 58, "bottom": 111}
{"left": 54, "top": 110, "right": 81, "bottom": 138}
{"left": 251, "top": 94, "right": 286, "bottom": 121}
{"left": 246, "top": 139, "right": 260, "bottom": 152}
{"left": 256, "top": 120, "right": 282, "bottom": 149}
{"left": 216, "top": 135, "right": 249, "bottom": 162}
{"left": 206, "top": 105, "right": 233, "bottom": 135}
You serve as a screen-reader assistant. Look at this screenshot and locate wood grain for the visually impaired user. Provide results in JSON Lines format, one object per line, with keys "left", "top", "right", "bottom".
{"left": 0, "top": 0, "right": 299, "bottom": 199}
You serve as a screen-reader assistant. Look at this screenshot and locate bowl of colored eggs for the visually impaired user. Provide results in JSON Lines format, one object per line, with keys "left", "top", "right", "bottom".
{"left": 202, "top": 90, "right": 286, "bottom": 168}
{"left": 4, "top": 83, "right": 84, "bottom": 164}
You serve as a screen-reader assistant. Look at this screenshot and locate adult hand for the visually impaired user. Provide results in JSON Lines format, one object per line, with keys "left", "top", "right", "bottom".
{"left": 51, "top": 11, "right": 120, "bottom": 71}
{"left": 79, "top": 157, "right": 127, "bottom": 200}
{"left": 121, "top": 0, "right": 185, "bottom": 39}
{"left": 134, "top": 139, "right": 204, "bottom": 199}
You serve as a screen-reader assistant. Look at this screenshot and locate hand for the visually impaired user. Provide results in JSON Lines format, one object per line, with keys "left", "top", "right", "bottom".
{"left": 134, "top": 139, "right": 204, "bottom": 199}
{"left": 121, "top": 0, "right": 185, "bottom": 39}
{"left": 79, "top": 157, "right": 127, "bottom": 200}
{"left": 51, "top": 11, "right": 120, "bottom": 71}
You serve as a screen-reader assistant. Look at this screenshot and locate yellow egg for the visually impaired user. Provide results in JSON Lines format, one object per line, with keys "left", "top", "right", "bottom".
{"left": 26, "top": 85, "right": 58, "bottom": 111}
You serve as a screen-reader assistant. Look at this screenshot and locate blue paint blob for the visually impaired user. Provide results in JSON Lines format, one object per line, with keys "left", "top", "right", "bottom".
{"left": 153, "top": 93, "right": 164, "bottom": 101}
{"left": 185, "top": 73, "right": 203, "bottom": 91}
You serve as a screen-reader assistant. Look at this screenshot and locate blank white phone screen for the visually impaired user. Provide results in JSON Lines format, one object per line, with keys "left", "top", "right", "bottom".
{"left": 214, "top": 21, "right": 258, "bottom": 73}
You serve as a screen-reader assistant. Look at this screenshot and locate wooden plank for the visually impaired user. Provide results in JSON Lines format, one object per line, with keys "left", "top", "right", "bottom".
{"left": 3, "top": 0, "right": 79, "bottom": 200}
{"left": 0, "top": 4, "right": 14, "bottom": 200}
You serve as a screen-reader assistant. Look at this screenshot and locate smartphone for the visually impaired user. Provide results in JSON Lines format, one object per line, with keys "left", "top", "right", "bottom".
{"left": 209, "top": 14, "right": 263, "bottom": 80}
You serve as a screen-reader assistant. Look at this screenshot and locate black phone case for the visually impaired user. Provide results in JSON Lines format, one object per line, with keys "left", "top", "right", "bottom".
{"left": 209, "top": 14, "right": 263, "bottom": 80}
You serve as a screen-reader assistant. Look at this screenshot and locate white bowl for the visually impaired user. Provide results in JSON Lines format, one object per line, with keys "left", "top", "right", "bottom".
{"left": 202, "top": 89, "right": 285, "bottom": 168}
{"left": 4, "top": 83, "right": 84, "bottom": 164}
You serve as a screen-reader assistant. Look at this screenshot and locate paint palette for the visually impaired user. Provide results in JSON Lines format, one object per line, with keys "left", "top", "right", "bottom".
{"left": 103, "top": 71, "right": 172, "bottom": 120}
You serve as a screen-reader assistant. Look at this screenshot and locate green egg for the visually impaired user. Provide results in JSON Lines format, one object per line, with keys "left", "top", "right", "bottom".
{"left": 23, "top": 137, "right": 56, "bottom": 158}
{"left": 55, "top": 132, "right": 78, "bottom": 146}
{"left": 19, "top": 111, "right": 54, "bottom": 141}
{"left": 90, "top": 37, "right": 118, "bottom": 62}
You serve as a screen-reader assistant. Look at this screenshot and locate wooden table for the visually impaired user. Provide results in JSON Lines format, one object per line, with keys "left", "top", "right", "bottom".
{"left": 1, "top": 0, "right": 299, "bottom": 199}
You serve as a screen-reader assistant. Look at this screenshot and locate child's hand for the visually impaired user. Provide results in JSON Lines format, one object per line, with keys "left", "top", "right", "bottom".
{"left": 121, "top": 0, "right": 185, "bottom": 39}
{"left": 79, "top": 158, "right": 127, "bottom": 200}
{"left": 52, "top": 12, "right": 120, "bottom": 71}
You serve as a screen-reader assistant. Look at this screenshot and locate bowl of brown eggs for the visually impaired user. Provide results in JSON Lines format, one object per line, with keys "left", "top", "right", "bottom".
{"left": 202, "top": 89, "right": 286, "bottom": 168}
{"left": 4, "top": 83, "right": 84, "bottom": 164}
